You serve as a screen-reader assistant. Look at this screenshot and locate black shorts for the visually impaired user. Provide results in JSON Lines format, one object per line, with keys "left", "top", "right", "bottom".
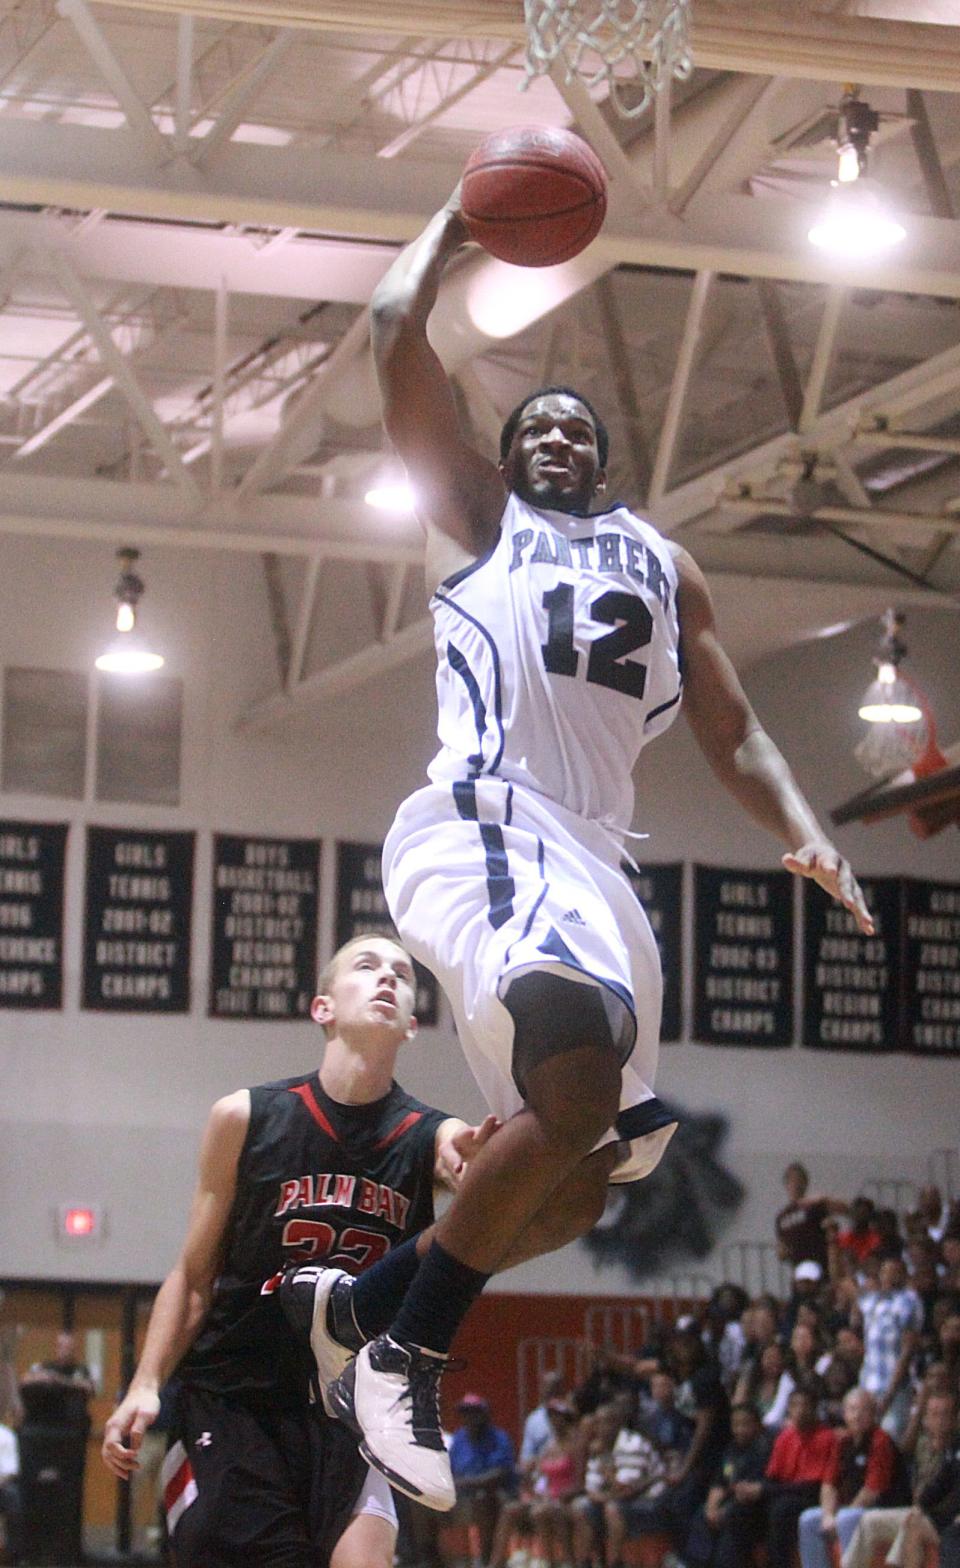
{"left": 164, "top": 1384, "right": 372, "bottom": 1568}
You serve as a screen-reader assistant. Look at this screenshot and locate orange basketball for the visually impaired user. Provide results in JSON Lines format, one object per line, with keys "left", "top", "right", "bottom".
{"left": 461, "top": 125, "right": 608, "bottom": 268}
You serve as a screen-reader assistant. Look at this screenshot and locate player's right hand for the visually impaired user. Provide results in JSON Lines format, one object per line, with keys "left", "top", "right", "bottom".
{"left": 101, "top": 1385, "right": 161, "bottom": 1477}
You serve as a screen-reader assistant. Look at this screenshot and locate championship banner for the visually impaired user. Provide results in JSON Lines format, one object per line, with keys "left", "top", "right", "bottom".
{"left": 209, "top": 835, "right": 320, "bottom": 1021}
{"left": 0, "top": 821, "right": 68, "bottom": 1009}
{"left": 802, "top": 876, "right": 902, "bottom": 1052}
{"left": 335, "top": 841, "right": 439, "bottom": 1027}
{"left": 903, "top": 879, "right": 960, "bottom": 1055}
{"left": 693, "top": 865, "right": 794, "bottom": 1046}
{"left": 82, "top": 828, "right": 194, "bottom": 1012}
{"left": 625, "top": 862, "right": 683, "bottom": 1042}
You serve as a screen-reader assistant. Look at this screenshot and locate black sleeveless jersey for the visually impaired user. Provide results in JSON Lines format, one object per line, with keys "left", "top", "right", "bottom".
{"left": 178, "top": 1072, "right": 449, "bottom": 1404}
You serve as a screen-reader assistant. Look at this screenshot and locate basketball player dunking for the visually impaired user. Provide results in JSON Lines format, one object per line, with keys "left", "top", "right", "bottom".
{"left": 101, "top": 933, "right": 496, "bottom": 1568}
{"left": 286, "top": 190, "right": 874, "bottom": 1513}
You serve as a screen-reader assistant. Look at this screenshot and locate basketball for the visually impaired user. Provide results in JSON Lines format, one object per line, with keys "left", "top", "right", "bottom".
{"left": 461, "top": 125, "right": 608, "bottom": 268}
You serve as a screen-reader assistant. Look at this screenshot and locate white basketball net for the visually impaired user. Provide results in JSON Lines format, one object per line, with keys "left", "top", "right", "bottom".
{"left": 523, "top": 0, "right": 693, "bottom": 120}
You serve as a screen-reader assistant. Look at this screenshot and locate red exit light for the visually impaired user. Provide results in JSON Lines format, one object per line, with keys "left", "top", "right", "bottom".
{"left": 63, "top": 1207, "right": 97, "bottom": 1238}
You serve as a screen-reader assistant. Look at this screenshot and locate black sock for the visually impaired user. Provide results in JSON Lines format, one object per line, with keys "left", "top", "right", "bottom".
{"left": 344, "top": 1236, "right": 424, "bottom": 1342}
{"left": 389, "top": 1239, "right": 490, "bottom": 1354}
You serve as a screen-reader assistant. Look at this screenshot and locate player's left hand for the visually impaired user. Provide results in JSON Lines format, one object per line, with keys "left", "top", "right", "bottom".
{"left": 436, "top": 1114, "right": 501, "bottom": 1185}
{"left": 782, "top": 842, "right": 875, "bottom": 935}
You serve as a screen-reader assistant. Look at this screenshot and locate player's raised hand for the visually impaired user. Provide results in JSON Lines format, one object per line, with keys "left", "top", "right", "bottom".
{"left": 782, "top": 843, "right": 875, "bottom": 935}
{"left": 101, "top": 1384, "right": 160, "bottom": 1478}
{"left": 436, "top": 1114, "right": 501, "bottom": 1185}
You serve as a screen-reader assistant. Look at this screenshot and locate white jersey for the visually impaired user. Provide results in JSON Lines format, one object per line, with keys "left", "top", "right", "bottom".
{"left": 428, "top": 492, "right": 683, "bottom": 827}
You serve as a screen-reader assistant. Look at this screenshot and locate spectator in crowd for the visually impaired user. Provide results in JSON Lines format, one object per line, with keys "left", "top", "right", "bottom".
{"left": 899, "top": 1419, "right": 960, "bottom": 1568}
{"left": 685, "top": 1401, "right": 771, "bottom": 1568}
{"left": 942, "top": 1227, "right": 960, "bottom": 1292}
{"left": 912, "top": 1186, "right": 949, "bottom": 1246}
{"left": 836, "top": 1197, "right": 884, "bottom": 1271}
{"left": 760, "top": 1382, "right": 839, "bottom": 1568}
{"left": 777, "top": 1164, "right": 848, "bottom": 1275}
{"left": 875, "top": 1210, "right": 906, "bottom": 1263}
{"left": 489, "top": 1401, "right": 583, "bottom": 1568}
{"left": 839, "top": 1389, "right": 958, "bottom": 1568}
{"left": 702, "top": 1285, "right": 749, "bottom": 1392}
{"left": 639, "top": 1370, "right": 695, "bottom": 1466}
{"left": 18, "top": 1330, "right": 94, "bottom": 1565}
{"left": 574, "top": 1348, "right": 641, "bottom": 1422}
{"left": 820, "top": 1355, "right": 858, "bottom": 1427}
{"left": 0, "top": 1411, "right": 21, "bottom": 1567}
{"left": 791, "top": 1321, "right": 825, "bottom": 1385}
{"left": 520, "top": 1372, "right": 567, "bottom": 1466}
{"left": 821, "top": 1326, "right": 866, "bottom": 1385}
{"left": 449, "top": 1393, "right": 517, "bottom": 1566}
{"left": 855, "top": 1257, "right": 924, "bottom": 1441}
{"left": 593, "top": 1403, "right": 667, "bottom": 1568}
{"left": 907, "top": 1244, "right": 943, "bottom": 1335}
{"left": 797, "top": 1387, "right": 905, "bottom": 1568}
{"left": 648, "top": 1323, "right": 731, "bottom": 1559}
{"left": 571, "top": 1402, "right": 624, "bottom": 1568}
{"left": 734, "top": 1340, "right": 796, "bottom": 1431}
{"left": 785, "top": 1262, "right": 828, "bottom": 1335}
{"left": 20, "top": 1331, "right": 94, "bottom": 1428}
{"left": 938, "top": 1309, "right": 960, "bottom": 1387}
{"left": 740, "top": 1299, "right": 783, "bottom": 1376}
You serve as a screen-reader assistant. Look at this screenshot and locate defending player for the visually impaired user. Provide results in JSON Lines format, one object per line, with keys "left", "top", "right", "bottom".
{"left": 302, "top": 190, "right": 874, "bottom": 1512}
{"left": 101, "top": 933, "right": 493, "bottom": 1568}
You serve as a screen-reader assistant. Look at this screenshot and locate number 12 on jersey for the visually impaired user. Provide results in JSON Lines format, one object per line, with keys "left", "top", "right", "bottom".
{"left": 541, "top": 584, "right": 653, "bottom": 700}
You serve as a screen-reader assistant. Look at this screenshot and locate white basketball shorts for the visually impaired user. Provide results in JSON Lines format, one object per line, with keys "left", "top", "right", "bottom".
{"left": 382, "top": 777, "right": 677, "bottom": 1183}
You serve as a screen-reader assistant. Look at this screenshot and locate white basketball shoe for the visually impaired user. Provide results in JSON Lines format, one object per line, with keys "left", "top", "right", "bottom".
{"left": 326, "top": 1332, "right": 455, "bottom": 1511}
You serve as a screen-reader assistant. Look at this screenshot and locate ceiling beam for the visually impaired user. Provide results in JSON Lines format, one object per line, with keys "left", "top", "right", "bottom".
{"left": 87, "top": 2, "right": 960, "bottom": 92}
{"left": 236, "top": 306, "right": 370, "bottom": 497}
{"left": 173, "top": 13, "right": 193, "bottom": 153}
{"left": 0, "top": 469, "right": 426, "bottom": 547}
{"left": 721, "top": 495, "right": 960, "bottom": 540}
{"left": 57, "top": 0, "right": 170, "bottom": 163}
{"left": 45, "top": 248, "right": 199, "bottom": 496}
{"left": 756, "top": 279, "right": 804, "bottom": 432}
{"left": 799, "top": 286, "right": 845, "bottom": 434}
{"left": 906, "top": 88, "right": 956, "bottom": 220}
{"left": 190, "top": 28, "right": 301, "bottom": 163}
{"left": 0, "top": 209, "right": 395, "bottom": 303}
{"left": 7, "top": 123, "right": 960, "bottom": 303}
{"left": 649, "top": 269, "right": 713, "bottom": 506}
{"left": 0, "top": 505, "right": 425, "bottom": 561}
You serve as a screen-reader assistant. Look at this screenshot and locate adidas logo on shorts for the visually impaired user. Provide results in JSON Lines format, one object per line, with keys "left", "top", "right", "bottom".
{"left": 561, "top": 908, "right": 586, "bottom": 926}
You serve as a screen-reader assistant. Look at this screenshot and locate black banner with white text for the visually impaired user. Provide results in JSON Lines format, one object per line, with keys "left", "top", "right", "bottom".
{"left": 903, "top": 879, "right": 960, "bottom": 1055}
{"left": 802, "top": 877, "right": 902, "bottom": 1052}
{"left": 82, "top": 827, "right": 194, "bottom": 1012}
{"left": 209, "top": 834, "right": 320, "bottom": 1020}
{"left": 693, "top": 865, "right": 794, "bottom": 1046}
{"left": 0, "top": 820, "right": 68, "bottom": 1009}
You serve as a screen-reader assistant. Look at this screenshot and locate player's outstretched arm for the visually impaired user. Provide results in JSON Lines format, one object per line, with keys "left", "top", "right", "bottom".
{"left": 370, "top": 189, "right": 505, "bottom": 558}
{"left": 673, "top": 545, "right": 874, "bottom": 935}
{"left": 100, "top": 1090, "right": 249, "bottom": 1479}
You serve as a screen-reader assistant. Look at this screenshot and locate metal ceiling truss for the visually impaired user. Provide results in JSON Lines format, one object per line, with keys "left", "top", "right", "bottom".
{"left": 0, "top": 5, "right": 956, "bottom": 730}
{"left": 657, "top": 339, "right": 960, "bottom": 544}
{"left": 8, "top": 285, "right": 181, "bottom": 460}
{"left": 374, "top": 38, "right": 518, "bottom": 160}
{"left": 84, "top": 2, "right": 960, "bottom": 93}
